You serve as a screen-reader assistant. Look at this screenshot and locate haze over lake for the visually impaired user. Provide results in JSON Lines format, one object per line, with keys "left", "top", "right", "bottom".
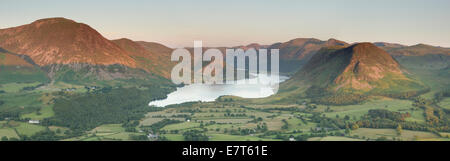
{"left": 149, "top": 74, "right": 289, "bottom": 107}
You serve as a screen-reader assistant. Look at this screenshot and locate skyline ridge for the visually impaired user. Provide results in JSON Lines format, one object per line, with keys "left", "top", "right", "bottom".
{"left": 1, "top": 0, "right": 449, "bottom": 47}
{"left": 1, "top": 17, "right": 448, "bottom": 49}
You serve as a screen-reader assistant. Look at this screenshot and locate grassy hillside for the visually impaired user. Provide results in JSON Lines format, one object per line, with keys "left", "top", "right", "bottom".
{"left": 0, "top": 51, "right": 49, "bottom": 84}
{"left": 277, "top": 43, "right": 427, "bottom": 105}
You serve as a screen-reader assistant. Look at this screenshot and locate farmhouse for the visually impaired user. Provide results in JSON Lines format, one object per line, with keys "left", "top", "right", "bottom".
{"left": 28, "top": 120, "right": 40, "bottom": 124}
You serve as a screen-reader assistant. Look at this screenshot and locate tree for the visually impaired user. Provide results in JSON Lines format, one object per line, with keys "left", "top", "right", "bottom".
{"left": 351, "top": 123, "right": 359, "bottom": 130}
{"left": 1, "top": 136, "right": 8, "bottom": 141}
{"left": 345, "top": 128, "right": 350, "bottom": 135}
{"left": 344, "top": 115, "right": 350, "bottom": 121}
{"left": 396, "top": 124, "right": 402, "bottom": 136}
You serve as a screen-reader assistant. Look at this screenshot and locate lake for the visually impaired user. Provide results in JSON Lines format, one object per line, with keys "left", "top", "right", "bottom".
{"left": 148, "top": 74, "right": 289, "bottom": 107}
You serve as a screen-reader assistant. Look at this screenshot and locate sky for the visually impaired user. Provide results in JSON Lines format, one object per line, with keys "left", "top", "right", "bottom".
{"left": 0, "top": 0, "right": 449, "bottom": 48}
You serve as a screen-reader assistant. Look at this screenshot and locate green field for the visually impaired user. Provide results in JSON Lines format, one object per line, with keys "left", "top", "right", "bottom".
{"left": 0, "top": 128, "right": 19, "bottom": 139}
{"left": 0, "top": 56, "right": 449, "bottom": 141}
{"left": 307, "top": 136, "right": 363, "bottom": 141}
{"left": 439, "top": 98, "right": 450, "bottom": 109}
{"left": 207, "top": 134, "right": 280, "bottom": 141}
{"left": 352, "top": 128, "right": 440, "bottom": 141}
{"left": 0, "top": 82, "right": 42, "bottom": 93}
{"left": 14, "top": 122, "right": 46, "bottom": 136}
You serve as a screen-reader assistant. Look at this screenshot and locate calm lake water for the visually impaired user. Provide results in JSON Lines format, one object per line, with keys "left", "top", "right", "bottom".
{"left": 148, "top": 74, "right": 289, "bottom": 107}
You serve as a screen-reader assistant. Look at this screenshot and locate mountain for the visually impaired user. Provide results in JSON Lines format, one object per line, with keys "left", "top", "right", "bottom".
{"left": 270, "top": 38, "right": 349, "bottom": 60}
{"left": 280, "top": 43, "right": 427, "bottom": 104}
{"left": 0, "top": 48, "right": 49, "bottom": 83}
{"left": 112, "top": 38, "right": 174, "bottom": 78}
{"left": 136, "top": 41, "right": 173, "bottom": 55}
{"left": 387, "top": 44, "right": 450, "bottom": 56}
{"left": 383, "top": 44, "right": 450, "bottom": 70}
{"left": 374, "top": 42, "right": 406, "bottom": 51}
{"left": 0, "top": 18, "right": 173, "bottom": 85}
{"left": 0, "top": 18, "right": 136, "bottom": 67}
{"left": 233, "top": 43, "right": 269, "bottom": 50}
{"left": 268, "top": 38, "right": 349, "bottom": 73}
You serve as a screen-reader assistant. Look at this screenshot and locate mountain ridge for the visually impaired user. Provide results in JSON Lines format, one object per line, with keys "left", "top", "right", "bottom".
{"left": 0, "top": 17, "right": 137, "bottom": 67}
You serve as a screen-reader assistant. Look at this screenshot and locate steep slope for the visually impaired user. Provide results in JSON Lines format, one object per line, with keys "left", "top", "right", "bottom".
{"left": 0, "top": 48, "right": 49, "bottom": 83}
{"left": 0, "top": 18, "right": 137, "bottom": 67}
{"left": 136, "top": 41, "right": 173, "bottom": 54}
{"left": 280, "top": 43, "right": 427, "bottom": 103}
{"left": 0, "top": 18, "right": 174, "bottom": 85}
{"left": 112, "top": 39, "right": 175, "bottom": 78}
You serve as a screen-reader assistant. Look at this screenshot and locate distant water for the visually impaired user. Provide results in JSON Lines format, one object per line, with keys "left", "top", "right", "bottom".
{"left": 148, "top": 74, "right": 289, "bottom": 107}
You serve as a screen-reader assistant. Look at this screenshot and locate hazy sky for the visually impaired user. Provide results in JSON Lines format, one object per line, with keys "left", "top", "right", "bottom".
{"left": 1, "top": 0, "right": 449, "bottom": 48}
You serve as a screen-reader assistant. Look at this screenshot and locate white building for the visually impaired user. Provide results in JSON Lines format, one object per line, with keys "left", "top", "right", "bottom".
{"left": 28, "top": 120, "right": 40, "bottom": 124}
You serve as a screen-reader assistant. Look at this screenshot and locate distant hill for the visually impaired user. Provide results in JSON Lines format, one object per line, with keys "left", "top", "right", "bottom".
{"left": 269, "top": 38, "right": 348, "bottom": 60}
{"left": 279, "top": 43, "right": 427, "bottom": 104}
{"left": 232, "top": 43, "right": 270, "bottom": 50}
{"left": 383, "top": 44, "right": 450, "bottom": 70}
{"left": 267, "top": 38, "right": 349, "bottom": 73}
{"left": 374, "top": 42, "right": 406, "bottom": 51}
{"left": 387, "top": 44, "right": 450, "bottom": 56}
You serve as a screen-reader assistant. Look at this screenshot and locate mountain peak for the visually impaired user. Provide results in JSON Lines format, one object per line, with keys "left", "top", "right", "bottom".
{"left": 326, "top": 38, "right": 349, "bottom": 46}
{"left": 346, "top": 43, "right": 389, "bottom": 57}
{"left": 287, "top": 38, "right": 321, "bottom": 46}
{"left": 350, "top": 42, "right": 377, "bottom": 49}
{"left": 411, "top": 43, "right": 434, "bottom": 48}
{"left": 0, "top": 17, "right": 137, "bottom": 67}
{"left": 31, "top": 17, "right": 76, "bottom": 24}
{"left": 284, "top": 42, "right": 425, "bottom": 94}
{"left": 115, "top": 38, "right": 133, "bottom": 41}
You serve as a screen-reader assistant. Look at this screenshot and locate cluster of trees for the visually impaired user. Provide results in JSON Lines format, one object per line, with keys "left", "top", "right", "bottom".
{"left": 217, "top": 97, "right": 234, "bottom": 102}
{"left": 256, "top": 122, "right": 268, "bottom": 132}
{"left": 281, "top": 119, "right": 289, "bottom": 130}
{"left": 354, "top": 109, "right": 434, "bottom": 132}
{"left": 22, "top": 130, "right": 61, "bottom": 141}
{"left": 224, "top": 113, "right": 247, "bottom": 117}
{"left": 182, "top": 130, "right": 209, "bottom": 141}
{"left": 380, "top": 88, "right": 430, "bottom": 99}
{"left": 21, "top": 83, "right": 45, "bottom": 91}
{"left": 142, "top": 119, "right": 183, "bottom": 133}
{"left": 42, "top": 87, "right": 169, "bottom": 131}
{"left": 295, "top": 130, "right": 347, "bottom": 141}
{"left": 367, "top": 109, "right": 410, "bottom": 122}
{"left": 312, "top": 94, "right": 368, "bottom": 105}
{"left": 0, "top": 111, "right": 21, "bottom": 121}
{"left": 122, "top": 120, "right": 140, "bottom": 132}
{"left": 177, "top": 108, "right": 201, "bottom": 113}
{"left": 248, "top": 117, "right": 264, "bottom": 123}
{"left": 305, "top": 86, "right": 329, "bottom": 98}
{"left": 434, "top": 89, "right": 450, "bottom": 103}
{"left": 355, "top": 118, "right": 428, "bottom": 132}
{"left": 310, "top": 113, "right": 347, "bottom": 130}
{"left": 411, "top": 96, "right": 450, "bottom": 131}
